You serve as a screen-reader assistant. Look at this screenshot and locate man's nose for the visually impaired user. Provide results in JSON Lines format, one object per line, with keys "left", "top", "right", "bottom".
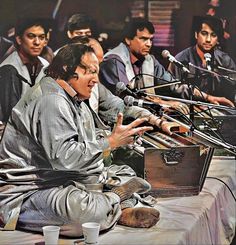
{"left": 146, "top": 39, "right": 152, "bottom": 47}
{"left": 34, "top": 37, "right": 41, "bottom": 45}
{"left": 92, "top": 74, "right": 99, "bottom": 83}
{"left": 206, "top": 34, "right": 212, "bottom": 42}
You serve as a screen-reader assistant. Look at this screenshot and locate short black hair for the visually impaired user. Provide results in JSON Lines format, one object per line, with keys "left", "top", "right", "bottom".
{"left": 69, "top": 35, "right": 90, "bottom": 44}
{"left": 122, "top": 18, "right": 155, "bottom": 40}
{"left": 67, "top": 13, "right": 95, "bottom": 33}
{"left": 192, "top": 15, "right": 223, "bottom": 43}
{"left": 46, "top": 43, "right": 94, "bottom": 80}
{"left": 15, "top": 18, "right": 50, "bottom": 37}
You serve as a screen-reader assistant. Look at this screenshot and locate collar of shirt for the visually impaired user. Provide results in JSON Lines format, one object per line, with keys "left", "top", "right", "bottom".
{"left": 195, "top": 45, "right": 206, "bottom": 67}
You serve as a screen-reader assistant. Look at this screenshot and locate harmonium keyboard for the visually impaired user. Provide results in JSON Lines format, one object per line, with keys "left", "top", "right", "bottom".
{"left": 193, "top": 106, "right": 236, "bottom": 146}
{"left": 112, "top": 127, "right": 215, "bottom": 198}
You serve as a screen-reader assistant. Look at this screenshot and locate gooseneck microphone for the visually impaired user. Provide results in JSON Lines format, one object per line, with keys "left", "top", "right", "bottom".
{"left": 162, "top": 50, "right": 190, "bottom": 73}
{"left": 204, "top": 53, "right": 212, "bottom": 71}
{"left": 124, "top": 95, "right": 163, "bottom": 114}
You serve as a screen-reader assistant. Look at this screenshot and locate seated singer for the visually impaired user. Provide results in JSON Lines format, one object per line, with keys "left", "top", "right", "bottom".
{"left": 0, "top": 44, "right": 161, "bottom": 237}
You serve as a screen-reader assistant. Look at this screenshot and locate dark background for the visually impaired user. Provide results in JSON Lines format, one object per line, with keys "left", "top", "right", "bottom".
{"left": 0, "top": 0, "right": 235, "bottom": 65}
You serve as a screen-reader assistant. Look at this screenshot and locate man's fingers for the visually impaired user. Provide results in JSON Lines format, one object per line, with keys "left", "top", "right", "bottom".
{"left": 128, "top": 117, "right": 148, "bottom": 129}
{"left": 116, "top": 112, "right": 124, "bottom": 126}
{"left": 130, "top": 126, "right": 153, "bottom": 136}
{"left": 221, "top": 98, "right": 234, "bottom": 107}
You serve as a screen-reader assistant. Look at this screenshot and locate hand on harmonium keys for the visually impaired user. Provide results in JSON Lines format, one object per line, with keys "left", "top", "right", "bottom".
{"left": 146, "top": 96, "right": 190, "bottom": 114}
{"left": 206, "top": 94, "right": 235, "bottom": 107}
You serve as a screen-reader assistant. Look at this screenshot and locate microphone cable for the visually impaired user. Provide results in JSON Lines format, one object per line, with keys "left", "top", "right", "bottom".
{"left": 129, "top": 72, "right": 235, "bottom": 146}
{"left": 193, "top": 85, "right": 231, "bottom": 144}
{"left": 206, "top": 176, "right": 236, "bottom": 202}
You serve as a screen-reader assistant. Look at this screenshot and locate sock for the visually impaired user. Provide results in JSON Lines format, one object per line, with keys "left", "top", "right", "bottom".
{"left": 111, "top": 177, "right": 151, "bottom": 202}
{"left": 120, "top": 197, "right": 138, "bottom": 209}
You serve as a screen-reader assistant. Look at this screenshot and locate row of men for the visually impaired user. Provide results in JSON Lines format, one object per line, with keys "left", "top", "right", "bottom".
{"left": 0, "top": 15, "right": 235, "bottom": 237}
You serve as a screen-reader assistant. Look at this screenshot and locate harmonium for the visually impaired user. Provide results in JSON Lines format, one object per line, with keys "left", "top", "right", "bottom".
{"left": 193, "top": 106, "right": 236, "bottom": 146}
{"left": 112, "top": 124, "right": 217, "bottom": 198}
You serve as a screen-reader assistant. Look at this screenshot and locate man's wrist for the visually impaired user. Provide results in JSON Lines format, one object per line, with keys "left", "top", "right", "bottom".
{"left": 148, "top": 115, "right": 166, "bottom": 129}
{"left": 205, "top": 93, "right": 209, "bottom": 101}
{"left": 148, "top": 115, "right": 161, "bottom": 125}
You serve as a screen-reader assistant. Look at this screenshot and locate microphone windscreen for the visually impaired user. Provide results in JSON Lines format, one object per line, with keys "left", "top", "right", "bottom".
{"left": 116, "top": 82, "right": 127, "bottom": 94}
{"left": 204, "top": 53, "right": 212, "bottom": 61}
{"left": 124, "top": 96, "right": 134, "bottom": 107}
{"left": 161, "top": 50, "right": 170, "bottom": 58}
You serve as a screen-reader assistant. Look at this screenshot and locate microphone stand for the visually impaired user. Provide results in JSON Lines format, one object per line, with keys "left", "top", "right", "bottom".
{"left": 181, "top": 69, "right": 195, "bottom": 136}
{"left": 217, "top": 66, "right": 236, "bottom": 74}
{"left": 137, "top": 80, "right": 181, "bottom": 91}
{"left": 141, "top": 93, "right": 236, "bottom": 113}
{"left": 189, "top": 63, "right": 236, "bottom": 84}
{"left": 162, "top": 113, "right": 236, "bottom": 155}
{"left": 128, "top": 73, "right": 181, "bottom": 91}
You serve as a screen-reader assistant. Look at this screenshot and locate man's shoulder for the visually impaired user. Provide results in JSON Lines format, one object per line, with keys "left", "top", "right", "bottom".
{"left": 0, "top": 50, "right": 19, "bottom": 67}
{"left": 175, "top": 47, "right": 193, "bottom": 58}
{"left": 0, "top": 63, "right": 18, "bottom": 76}
{"left": 214, "top": 49, "right": 236, "bottom": 67}
{"left": 214, "top": 48, "right": 233, "bottom": 59}
{"left": 100, "top": 54, "right": 125, "bottom": 70}
{"left": 103, "top": 53, "right": 124, "bottom": 63}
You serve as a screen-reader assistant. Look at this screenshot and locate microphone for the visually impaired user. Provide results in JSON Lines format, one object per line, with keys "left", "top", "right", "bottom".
{"left": 124, "top": 95, "right": 163, "bottom": 114}
{"left": 162, "top": 50, "right": 190, "bottom": 73}
{"left": 116, "top": 82, "right": 138, "bottom": 98}
{"left": 204, "top": 53, "right": 212, "bottom": 71}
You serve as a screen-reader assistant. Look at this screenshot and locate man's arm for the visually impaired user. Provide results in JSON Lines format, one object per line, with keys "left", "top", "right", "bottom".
{"left": 0, "top": 65, "right": 22, "bottom": 122}
{"left": 99, "top": 56, "right": 130, "bottom": 95}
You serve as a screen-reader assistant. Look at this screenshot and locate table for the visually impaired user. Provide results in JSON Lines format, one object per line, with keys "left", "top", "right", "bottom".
{"left": 0, "top": 156, "right": 235, "bottom": 245}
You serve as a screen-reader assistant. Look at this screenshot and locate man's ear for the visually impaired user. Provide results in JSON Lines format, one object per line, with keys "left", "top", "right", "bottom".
{"left": 125, "top": 38, "right": 131, "bottom": 46}
{"left": 194, "top": 32, "right": 198, "bottom": 40}
{"left": 15, "top": 36, "right": 22, "bottom": 46}
{"left": 67, "top": 31, "right": 73, "bottom": 39}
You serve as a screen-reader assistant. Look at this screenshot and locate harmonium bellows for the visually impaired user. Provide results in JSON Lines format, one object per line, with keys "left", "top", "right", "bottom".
{"left": 112, "top": 130, "right": 214, "bottom": 197}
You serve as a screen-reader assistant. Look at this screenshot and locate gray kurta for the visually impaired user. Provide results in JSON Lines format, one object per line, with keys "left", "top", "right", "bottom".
{"left": 0, "top": 77, "right": 141, "bottom": 236}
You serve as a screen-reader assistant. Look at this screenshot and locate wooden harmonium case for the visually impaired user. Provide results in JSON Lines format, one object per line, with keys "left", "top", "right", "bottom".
{"left": 119, "top": 131, "right": 214, "bottom": 198}
{"left": 194, "top": 106, "right": 236, "bottom": 146}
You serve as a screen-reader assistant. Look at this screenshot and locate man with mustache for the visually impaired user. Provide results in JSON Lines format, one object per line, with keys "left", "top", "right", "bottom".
{"left": 99, "top": 17, "right": 234, "bottom": 109}
{"left": 0, "top": 44, "right": 160, "bottom": 236}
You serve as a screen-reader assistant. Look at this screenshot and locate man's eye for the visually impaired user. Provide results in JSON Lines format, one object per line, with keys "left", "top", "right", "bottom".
{"left": 200, "top": 31, "right": 208, "bottom": 36}
{"left": 87, "top": 69, "right": 97, "bottom": 75}
{"left": 26, "top": 34, "right": 46, "bottom": 40}
{"left": 140, "top": 37, "right": 152, "bottom": 42}
{"left": 39, "top": 35, "right": 46, "bottom": 40}
{"left": 27, "top": 34, "right": 36, "bottom": 39}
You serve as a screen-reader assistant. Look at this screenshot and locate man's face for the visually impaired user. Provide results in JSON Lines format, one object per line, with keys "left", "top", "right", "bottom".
{"left": 126, "top": 28, "right": 153, "bottom": 58}
{"left": 68, "top": 52, "right": 99, "bottom": 100}
{"left": 16, "top": 25, "right": 46, "bottom": 58}
{"left": 68, "top": 28, "right": 92, "bottom": 39}
{"left": 195, "top": 23, "right": 218, "bottom": 52}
